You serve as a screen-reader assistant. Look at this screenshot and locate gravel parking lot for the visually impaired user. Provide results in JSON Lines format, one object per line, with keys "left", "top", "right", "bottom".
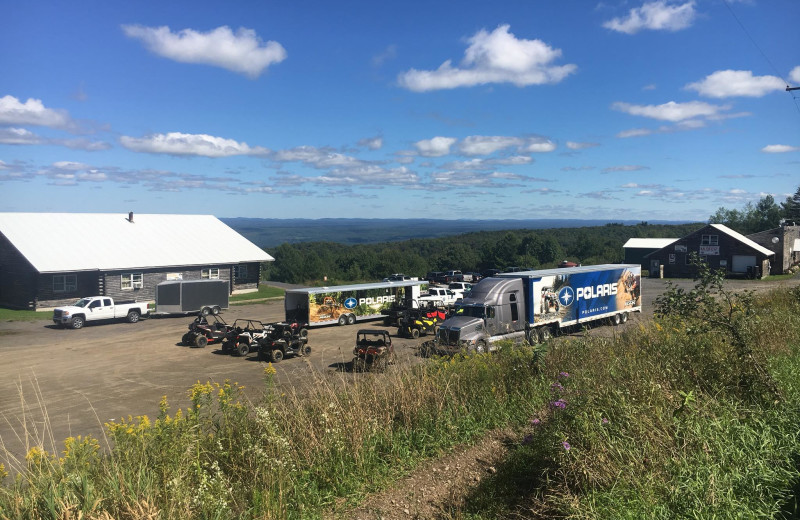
{"left": 0, "top": 276, "right": 797, "bottom": 466}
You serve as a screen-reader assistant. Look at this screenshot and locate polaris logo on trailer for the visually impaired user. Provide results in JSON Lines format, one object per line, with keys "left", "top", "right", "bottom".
{"left": 558, "top": 287, "right": 574, "bottom": 307}
{"left": 344, "top": 297, "right": 358, "bottom": 309}
{"left": 358, "top": 295, "right": 395, "bottom": 306}
{"left": 576, "top": 283, "right": 617, "bottom": 301}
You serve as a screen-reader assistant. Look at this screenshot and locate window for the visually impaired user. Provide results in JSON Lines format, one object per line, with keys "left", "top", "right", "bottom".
{"left": 701, "top": 235, "right": 718, "bottom": 246}
{"left": 235, "top": 264, "right": 249, "bottom": 279}
{"left": 121, "top": 273, "right": 143, "bottom": 290}
{"left": 201, "top": 268, "right": 219, "bottom": 279}
{"left": 53, "top": 274, "right": 77, "bottom": 293}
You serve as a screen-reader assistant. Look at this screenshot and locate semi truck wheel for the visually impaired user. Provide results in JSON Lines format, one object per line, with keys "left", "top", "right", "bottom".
{"left": 127, "top": 310, "right": 140, "bottom": 323}
{"left": 612, "top": 313, "right": 621, "bottom": 326}
{"left": 538, "top": 327, "right": 552, "bottom": 343}
{"left": 621, "top": 312, "right": 629, "bottom": 323}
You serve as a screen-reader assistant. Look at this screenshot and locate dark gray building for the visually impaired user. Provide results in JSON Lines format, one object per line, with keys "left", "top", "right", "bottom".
{"left": 0, "top": 212, "right": 273, "bottom": 309}
{"left": 746, "top": 222, "right": 800, "bottom": 275}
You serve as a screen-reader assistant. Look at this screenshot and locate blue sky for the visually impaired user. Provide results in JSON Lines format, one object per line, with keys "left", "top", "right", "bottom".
{"left": 1, "top": 0, "right": 798, "bottom": 221}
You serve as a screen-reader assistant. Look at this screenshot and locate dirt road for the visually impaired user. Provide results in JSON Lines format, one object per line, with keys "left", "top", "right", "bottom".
{"left": 0, "top": 276, "right": 796, "bottom": 466}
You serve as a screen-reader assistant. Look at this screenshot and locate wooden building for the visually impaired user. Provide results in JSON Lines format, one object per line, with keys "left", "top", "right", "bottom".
{"left": 0, "top": 213, "right": 273, "bottom": 309}
{"left": 645, "top": 224, "right": 774, "bottom": 279}
{"left": 622, "top": 238, "right": 677, "bottom": 269}
{"left": 746, "top": 223, "right": 800, "bottom": 274}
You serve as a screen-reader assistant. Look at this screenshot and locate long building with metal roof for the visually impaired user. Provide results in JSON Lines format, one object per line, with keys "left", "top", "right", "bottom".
{"left": 0, "top": 212, "right": 274, "bottom": 309}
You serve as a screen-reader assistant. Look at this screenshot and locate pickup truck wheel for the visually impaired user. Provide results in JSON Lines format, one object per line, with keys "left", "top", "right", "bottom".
{"left": 338, "top": 316, "right": 347, "bottom": 326}
{"left": 71, "top": 316, "right": 84, "bottom": 330}
{"left": 194, "top": 335, "right": 208, "bottom": 348}
{"left": 127, "top": 310, "right": 140, "bottom": 323}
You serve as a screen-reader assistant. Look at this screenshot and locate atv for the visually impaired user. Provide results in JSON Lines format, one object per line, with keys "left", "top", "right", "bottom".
{"left": 225, "top": 319, "right": 270, "bottom": 357}
{"left": 257, "top": 322, "right": 311, "bottom": 362}
{"left": 397, "top": 302, "right": 448, "bottom": 339}
{"left": 352, "top": 329, "right": 395, "bottom": 372}
{"left": 182, "top": 315, "right": 234, "bottom": 348}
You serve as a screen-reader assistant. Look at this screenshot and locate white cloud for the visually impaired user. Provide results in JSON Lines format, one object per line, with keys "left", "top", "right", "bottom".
{"left": 685, "top": 70, "right": 786, "bottom": 98}
{"left": 459, "top": 135, "right": 521, "bottom": 155}
{"left": 566, "top": 141, "right": 600, "bottom": 150}
{"left": 602, "top": 165, "right": 650, "bottom": 173}
{"left": 122, "top": 25, "right": 287, "bottom": 78}
{"left": 617, "top": 128, "right": 653, "bottom": 138}
{"left": 761, "top": 144, "right": 799, "bottom": 153}
{"left": 603, "top": 1, "right": 696, "bottom": 34}
{"left": 398, "top": 25, "right": 576, "bottom": 92}
{"left": 612, "top": 100, "right": 729, "bottom": 122}
{"left": 791, "top": 66, "right": 800, "bottom": 85}
{"left": 0, "top": 127, "right": 42, "bottom": 145}
{"left": 0, "top": 95, "right": 71, "bottom": 128}
{"left": 273, "top": 146, "right": 365, "bottom": 169}
{"left": 519, "top": 137, "right": 556, "bottom": 153}
{"left": 120, "top": 132, "right": 270, "bottom": 157}
{"left": 358, "top": 136, "right": 383, "bottom": 150}
{"left": 414, "top": 136, "right": 457, "bottom": 157}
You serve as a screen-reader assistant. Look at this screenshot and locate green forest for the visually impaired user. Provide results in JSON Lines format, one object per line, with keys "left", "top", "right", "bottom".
{"left": 261, "top": 222, "right": 703, "bottom": 285}
{"left": 262, "top": 187, "right": 800, "bottom": 285}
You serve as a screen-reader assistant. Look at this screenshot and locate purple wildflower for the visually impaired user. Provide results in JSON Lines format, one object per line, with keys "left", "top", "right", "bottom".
{"left": 550, "top": 381, "right": 564, "bottom": 392}
{"left": 562, "top": 441, "right": 571, "bottom": 451}
{"left": 531, "top": 418, "right": 541, "bottom": 426}
{"left": 558, "top": 371, "right": 570, "bottom": 379}
{"left": 602, "top": 418, "right": 609, "bottom": 425}
{"left": 550, "top": 399, "right": 567, "bottom": 410}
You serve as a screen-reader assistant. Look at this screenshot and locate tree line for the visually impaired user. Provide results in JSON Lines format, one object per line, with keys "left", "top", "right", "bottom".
{"left": 708, "top": 186, "right": 800, "bottom": 235}
{"left": 261, "top": 222, "right": 703, "bottom": 285}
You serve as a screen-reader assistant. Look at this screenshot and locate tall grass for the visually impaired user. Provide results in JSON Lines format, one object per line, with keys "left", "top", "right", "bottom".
{"left": 1, "top": 286, "right": 799, "bottom": 519}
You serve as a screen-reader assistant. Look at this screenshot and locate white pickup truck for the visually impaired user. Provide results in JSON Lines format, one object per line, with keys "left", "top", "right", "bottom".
{"left": 417, "top": 287, "right": 459, "bottom": 306}
{"left": 53, "top": 296, "right": 151, "bottom": 329}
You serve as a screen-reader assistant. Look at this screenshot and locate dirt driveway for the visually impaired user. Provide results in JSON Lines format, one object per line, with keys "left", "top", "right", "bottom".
{"left": 0, "top": 276, "right": 797, "bottom": 467}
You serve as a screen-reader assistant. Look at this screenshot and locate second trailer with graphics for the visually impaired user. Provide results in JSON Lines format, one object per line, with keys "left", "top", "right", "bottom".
{"left": 285, "top": 281, "right": 426, "bottom": 327}
{"left": 435, "top": 264, "right": 641, "bottom": 353}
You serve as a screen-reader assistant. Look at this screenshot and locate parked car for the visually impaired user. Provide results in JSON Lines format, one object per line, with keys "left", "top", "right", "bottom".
{"left": 448, "top": 282, "right": 473, "bottom": 298}
{"left": 462, "top": 272, "right": 482, "bottom": 283}
{"left": 53, "top": 296, "right": 150, "bottom": 330}
{"left": 481, "top": 269, "right": 502, "bottom": 278}
{"left": 383, "top": 273, "right": 414, "bottom": 282}
{"left": 426, "top": 271, "right": 445, "bottom": 284}
{"left": 418, "top": 287, "right": 459, "bottom": 306}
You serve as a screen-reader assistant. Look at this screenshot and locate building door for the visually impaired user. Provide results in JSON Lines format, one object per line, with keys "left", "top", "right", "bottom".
{"left": 731, "top": 255, "right": 756, "bottom": 274}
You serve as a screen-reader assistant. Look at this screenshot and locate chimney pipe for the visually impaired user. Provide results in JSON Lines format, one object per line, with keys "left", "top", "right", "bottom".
{"left": 128, "top": 211, "right": 134, "bottom": 223}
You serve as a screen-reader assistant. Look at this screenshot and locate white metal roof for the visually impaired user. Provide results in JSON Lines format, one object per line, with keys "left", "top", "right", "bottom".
{"left": 710, "top": 224, "right": 775, "bottom": 257}
{"left": 497, "top": 264, "right": 640, "bottom": 278}
{"left": 0, "top": 213, "right": 273, "bottom": 273}
{"left": 623, "top": 238, "right": 678, "bottom": 249}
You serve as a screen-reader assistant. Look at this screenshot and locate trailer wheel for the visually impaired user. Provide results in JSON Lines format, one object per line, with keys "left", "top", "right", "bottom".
{"left": 195, "top": 335, "right": 208, "bottom": 348}
{"left": 347, "top": 314, "right": 356, "bottom": 325}
{"left": 538, "top": 327, "right": 552, "bottom": 343}
{"left": 338, "top": 316, "right": 347, "bottom": 326}
{"left": 236, "top": 342, "right": 249, "bottom": 357}
{"left": 201, "top": 307, "right": 211, "bottom": 317}
{"left": 621, "top": 312, "right": 629, "bottom": 323}
{"left": 271, "top": 349, "right": 284, "bottom": 363}
{"left": 612, "top": 313, "right": 622, "bottom": 326}
{"left": 411, "top": 328, "right": 420, "bottom": 339}
{"left": 127, "top": 310, "right": 140, "bottom": 323}
{"left": 212, "top": 306, "right": 221, "bottom": 315}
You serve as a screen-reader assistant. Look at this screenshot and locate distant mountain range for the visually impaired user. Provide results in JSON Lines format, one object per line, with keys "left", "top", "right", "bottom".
{"left": 222, "top": 218, "right": 697, "bottom": 249}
